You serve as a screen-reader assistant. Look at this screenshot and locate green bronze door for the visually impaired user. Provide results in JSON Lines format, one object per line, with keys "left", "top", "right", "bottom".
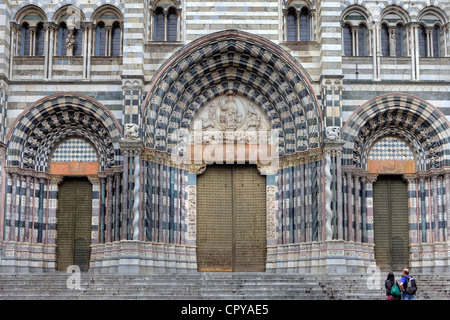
{"left": 373, "top": 175, "right": 409, "bottom": 271}
{"left": 197, "top": 165, "right": 266, "bottom": 272}
{"left": 57, "top": 177, "right": 92, "bottom": 272}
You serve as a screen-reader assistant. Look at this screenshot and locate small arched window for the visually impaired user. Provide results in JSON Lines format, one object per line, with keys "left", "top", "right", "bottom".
{"left": 58, "top": 22, "right": 69, "bottom": 56}
{"left": 20, "top": 23, "right": 31, "bottom": 56}
{"left": 73, "top": 28, "right": 83, "bottom": 56}
{"left": 111, "top": 21, "right": 122, "bottom": 56}
{"left": 286, "top": 7, "right": 298, "bottom": 41}
{"left": 299, "top": 7, "right": 310, "bottom": 41}
{"left": 35, "top": 22, "right": 45, "bottom": 56}
{"left": 343, "top": 24, "right": 352, "bottom": 56}
{"left": 95, "top": 22, "right": 106, "bottom": 56}
{"left": 418, "top": 8, "right": 446, "bottom": 58}
{"left": 395, "top": 24, "right": 404, "bottom": 57}
{"left": 433, "top": 25, "right": 441, "bottom": 57}
{"left": 358, "top": 25, "right": 367, "bottom": 56}
{"left": 167, "top": 7, "right": 178, "bottom": 41}
{"left": 418, "top": 25, "right": 427, "bottom": 57}
{"left": 154, "top": 7, "right": 165, "bottom": 41}
{"left": 152, "top": 5, "right": 179, "bottom": 42}
{"left": 381, "top": 24, "right": 390, "bottom": 57}
{"left": 91, "top": 5, "right": 124, "bottom": 57}
{"left": 342, "top": 9, "right": 370, "bottom": 57}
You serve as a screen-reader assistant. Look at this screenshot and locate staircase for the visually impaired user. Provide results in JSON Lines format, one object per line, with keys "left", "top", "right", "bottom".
{"left": 0, "top": 272, "right": 449, "bottom": 300}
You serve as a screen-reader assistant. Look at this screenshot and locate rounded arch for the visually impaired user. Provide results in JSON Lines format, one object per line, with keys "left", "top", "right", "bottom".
{"left": 13, "top": 4, "right": 47, "bottom": 26}
{"left": 91, "top": 3, "right": 124, "bottom": 25}
{"left": 380, "top": 5, "right": 411, "bottom": 26}
{"left": 417, "top": 5, "right": 449, "bottom": 26}
{"left": 341, "top": 4, "right": 373, "bottom": 27}
{"left": 142, "top": 30, "right": 322, "bottom": 157}
{"left": 153, "top": 0, "right": 179, "bottom": 9}
{"left": 285, "top": 0, "right": 313, "bottom": 10}
{"left": 52, "top": 4, "right": 86, "bottom": 27}
{"left": 342, "top": 93, "right": 450, "bottom": 171}
{"left": 6, "top": 93, "right": 122, "bottom": 172}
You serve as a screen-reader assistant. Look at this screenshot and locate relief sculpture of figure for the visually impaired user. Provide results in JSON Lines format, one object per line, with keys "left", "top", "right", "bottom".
{"left": 202, "top": 104, "right": 218, "bottom": 129}
{"left": 246, "top": 103, "right": 261, "bottom": 130}
{"left": 221, "top": 90, "right": 242, "bottom": 129}
{"left": 124, "top": 123, "right": 140, "bottom": 140}
{"left": 66, "top": 31, "right": 75, "bottom": 56}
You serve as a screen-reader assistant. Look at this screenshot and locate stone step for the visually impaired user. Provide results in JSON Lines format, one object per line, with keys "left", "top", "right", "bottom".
{"left": 0, "top": 273, "right": 448, "bottom": 300}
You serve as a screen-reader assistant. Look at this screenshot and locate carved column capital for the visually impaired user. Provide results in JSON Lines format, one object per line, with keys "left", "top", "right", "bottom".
{"left": 366, "top": 173, "right": 378, "bottom": 185}
{"left": 49, "top": 175, "right": 64, "bottom": 186}
{"left": 87, "top": 175, "right": 100, "bottom": 185}
{"left": 188, "top": 163, "right": 206, "bottom": 175}
{"left": 119, "top": 139, "right": 144, "bottom": 157}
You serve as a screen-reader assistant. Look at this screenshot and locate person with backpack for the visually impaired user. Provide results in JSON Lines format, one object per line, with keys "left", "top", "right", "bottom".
{"left": 385, "top": 271, "right": 401, "bottom": 300}
{"left": 399, "top": 268, "right": 417, "bottom": 300}
{"left": 384, "top": 271, "right": 402, "bottom": 300}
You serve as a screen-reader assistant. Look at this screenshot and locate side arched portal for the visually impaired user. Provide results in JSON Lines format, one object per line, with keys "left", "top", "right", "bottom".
{"left": 342, "top": 93, "right": 450, "bottom": 272}
{"left": 3, "top": 93, "right": 122, "bottom": 272}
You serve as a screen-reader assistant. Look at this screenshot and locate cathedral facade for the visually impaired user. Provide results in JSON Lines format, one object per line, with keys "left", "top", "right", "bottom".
{"left": 0, "top": 0, "right": 449, "bottom": 274}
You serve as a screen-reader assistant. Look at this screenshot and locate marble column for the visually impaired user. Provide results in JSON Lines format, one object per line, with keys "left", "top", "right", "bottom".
{"left": 345, "top": 170, "right": 354, "bottom": 242}
{"left": 119, "top": 138, "right": 144, "bottom": 241}
{"left": 47, "top": 175, "right": 63, "bottom": 245}
{"left": 322, "top": 138, "right": 344, "bottom": 241}
{"left": 404, "top": 174, "right": 419, "bottom": 245}
{"left": 87, "top": 175, "right": 100, "bottom": 245}
{"left": 365, "top": 174, "right": 378, "bottom": 245}
{"left": 23, "top": 175, "right": 33, "bottom": 243}
{"left": 445, "top": 172, "right": 450, "bottom": 241}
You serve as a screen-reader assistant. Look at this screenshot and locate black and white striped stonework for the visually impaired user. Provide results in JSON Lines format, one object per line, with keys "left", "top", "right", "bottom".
{"left": 6, "top": 93, "right": 123, "bottom": 172}
{"left": 143, "top": 30, "right": 322, "bottom": 157}
{"left": 343, "top": 93, "right": 450, "bottom": 171}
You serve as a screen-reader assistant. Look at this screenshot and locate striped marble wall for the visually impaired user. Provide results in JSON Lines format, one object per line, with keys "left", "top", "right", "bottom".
{"left": 184, "top": 0, "right": 280, "bottom": 43}
{"left": 0, "top": 1, "right": 10, "bottom": 77}
{"left": 144, "top": 161, "right": 188, "bottom": 245}
{"left": 276, "top": 159, "right": 323, "bottom": 244}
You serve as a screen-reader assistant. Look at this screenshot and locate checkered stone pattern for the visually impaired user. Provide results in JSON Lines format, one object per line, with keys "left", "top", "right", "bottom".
{"left": 6, "top": 94, "right": 122, "bottom": 172}
{"left": 122, "top": 82, "right": 143, "bottom": 131}
{"left": 143, "top": 31, "right": 322, "bottom": 157}
{"left": 52, "top": 138, "right": 98, "bottom": 162}
{"left": 343, "top": 94, "right": 450, "bottom": 171}
{"left": 368, "top": 137, "right": 414, "bottom": 161}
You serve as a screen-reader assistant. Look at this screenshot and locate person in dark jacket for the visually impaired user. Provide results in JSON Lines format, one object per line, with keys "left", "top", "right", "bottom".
{"left": 385, "top": 271, "right": 401, "bottom": 300}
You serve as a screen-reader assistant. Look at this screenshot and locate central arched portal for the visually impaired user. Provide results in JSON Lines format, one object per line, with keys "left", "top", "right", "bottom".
{"left": 197, "top": 164, "right": 266, "bottom": 272}
{"left": 142, "top": 30, "right": 322, "bottom": 273}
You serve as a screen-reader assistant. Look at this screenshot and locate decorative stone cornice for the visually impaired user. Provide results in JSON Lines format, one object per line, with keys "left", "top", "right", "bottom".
{"left": 4, "top": 166, "right": 49, "bottom": 180}
{"left": 278, "top": 148, "right": 323, "bottom": 169}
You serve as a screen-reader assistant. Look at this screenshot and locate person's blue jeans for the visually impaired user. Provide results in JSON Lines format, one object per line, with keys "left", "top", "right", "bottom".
{"left": 403, "top": 293, "right": 416, "bottom": 300}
